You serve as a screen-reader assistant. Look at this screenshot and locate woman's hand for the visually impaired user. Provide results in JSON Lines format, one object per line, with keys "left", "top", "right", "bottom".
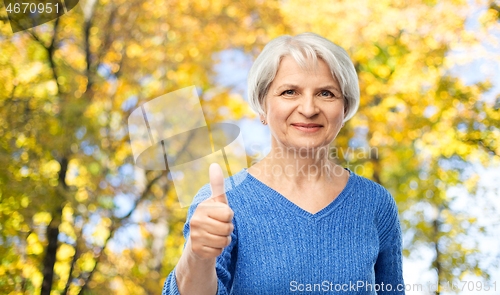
{"left": 187, "top": 163, "right": 234, "bottom": 261}
{"left": 175, "top": 163, "right": 232, "bottom": 295}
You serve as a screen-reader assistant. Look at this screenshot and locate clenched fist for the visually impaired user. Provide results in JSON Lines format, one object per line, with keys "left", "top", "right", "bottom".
{"left": 187, "top": 163, "right": 234, "bottom": 260}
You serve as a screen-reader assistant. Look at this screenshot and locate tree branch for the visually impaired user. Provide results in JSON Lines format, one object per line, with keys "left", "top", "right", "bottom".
{"left": 95, "top": 5, "right": 118, "bottom": 67}
{"left": 61, "top": 222, "right": 83, "bottom": 295}
{"left": 25, "top": 29, "right": 47, "bottom": 49}
{"left": 76, "top": 123, "right": 198, "bottom": 293}
{"left": 82, "top": 0, "right": 99, "bottom": 95}
{"left": 465, "top": 138, "right": 498, "bottom": 157}
{"left": 62, "top": 243, "right": 79, "bottom": 295}
{"left": 47, "top": 18, "right": 61, "bottom": 92}
{"left": 76, "top": 171, "right": 165, "bottom": 295}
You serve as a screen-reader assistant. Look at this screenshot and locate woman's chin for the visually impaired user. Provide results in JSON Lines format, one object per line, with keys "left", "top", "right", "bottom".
{"left": 285, "top": 141, "right": 328, "bottom": 151}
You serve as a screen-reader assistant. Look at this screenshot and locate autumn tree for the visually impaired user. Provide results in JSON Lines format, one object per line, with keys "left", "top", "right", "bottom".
{"left": 1, "top": 0, "right": 499, "bottom": 294}
{"left": 0, "top": 0, "right": 283, "bottom": 294}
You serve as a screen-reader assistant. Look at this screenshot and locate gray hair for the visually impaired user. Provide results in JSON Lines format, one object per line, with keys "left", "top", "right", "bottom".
{"left": 247, "top": 32, "right": 360, "bottom": 123}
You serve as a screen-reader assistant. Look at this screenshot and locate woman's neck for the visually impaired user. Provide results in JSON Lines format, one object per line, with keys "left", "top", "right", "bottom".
{"left": 254, "top": 145, "right": 344, "bottom": 186}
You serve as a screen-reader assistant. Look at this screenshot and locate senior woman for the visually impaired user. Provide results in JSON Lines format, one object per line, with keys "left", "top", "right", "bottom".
{"left": 163, "top": 32, "right": 405, "bottom": 294}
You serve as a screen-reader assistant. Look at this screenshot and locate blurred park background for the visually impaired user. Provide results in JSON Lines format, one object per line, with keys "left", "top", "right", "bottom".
{"left": 1, "top": 0, "right": 500, "bottom": 294}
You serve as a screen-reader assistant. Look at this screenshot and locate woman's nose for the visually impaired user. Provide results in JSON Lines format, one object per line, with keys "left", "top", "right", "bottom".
{"left": 297, "top": 96, "right": 319, "bottom": 118}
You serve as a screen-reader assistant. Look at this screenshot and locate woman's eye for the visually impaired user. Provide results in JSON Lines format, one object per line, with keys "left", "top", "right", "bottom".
{"left": 281, "top": 90, "right": 295, "bottom": 96}
{"left": 280, "top": 89, "right": 336, "bottom": 97}
{"left": 320, "top": 90, "right": 335, "bottom": 98}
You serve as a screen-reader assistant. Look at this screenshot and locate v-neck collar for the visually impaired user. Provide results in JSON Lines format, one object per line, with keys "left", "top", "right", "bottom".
{"left": 242, "top": 167, "right": 357, "bottom": 221}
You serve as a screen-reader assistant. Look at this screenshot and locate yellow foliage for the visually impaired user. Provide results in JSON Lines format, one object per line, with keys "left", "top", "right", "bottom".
{"left": 27, "top": 233, "right": 43, "bottom": 255}
{"left": 79, "top": 253, "right": 96, "bottom": 272}
{"left": 75, "top": 189, "right": 89, "bottom": 202}
{"left": 33, "top": 212, "right": 52, "bottom": 225}
{"left": 0, "top": 0, "right": 498, "bottom": 293}
{"left": 41, "top": 160, "right": 61, "bottom": 178}
{"left": 57, "top": 244, "right": 75, "bottom": 260}
{"left": 32, "top": 271, "right": 43, "bottom": 288}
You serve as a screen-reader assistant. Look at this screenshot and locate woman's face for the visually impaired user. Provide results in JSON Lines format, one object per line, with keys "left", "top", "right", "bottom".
{"left": 262, "top": 55, "right": 346, "bottom": 151}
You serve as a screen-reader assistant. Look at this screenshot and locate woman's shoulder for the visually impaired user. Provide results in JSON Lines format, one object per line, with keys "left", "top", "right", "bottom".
{"left": 351, "top": 171, "right": 397, "bottom": 209}
{"left": 350, "top": 173, "right": 401, "bottom": 239}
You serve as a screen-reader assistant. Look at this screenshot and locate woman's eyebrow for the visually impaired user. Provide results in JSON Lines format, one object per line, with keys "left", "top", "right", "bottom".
{"left": 276, "top": 83, "right": 341, "bottom": 93}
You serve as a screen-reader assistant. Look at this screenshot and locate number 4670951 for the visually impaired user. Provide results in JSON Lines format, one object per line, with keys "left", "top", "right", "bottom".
{"left": 6, "top": 2, "right": 59, "bottom": 14}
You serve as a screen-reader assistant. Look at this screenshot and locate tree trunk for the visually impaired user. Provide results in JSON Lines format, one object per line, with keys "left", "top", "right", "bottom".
{"left": 433, "top": 216, "right": 442, "bottom": 295}
{"left": 40, "top": 156, "right": 69, "bottom": 295}
{"left": 40, "top": 214, "right": 61, "bottom": 295}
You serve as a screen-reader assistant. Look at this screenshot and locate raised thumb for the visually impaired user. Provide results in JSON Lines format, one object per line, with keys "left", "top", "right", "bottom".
{"left": 209, "top": 163, "right": 227, "bottom": 204}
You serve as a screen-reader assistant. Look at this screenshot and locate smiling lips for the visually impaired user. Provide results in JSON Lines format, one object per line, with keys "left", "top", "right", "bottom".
{"left": 291, "top": 123, "right": 323, "bottom": 133}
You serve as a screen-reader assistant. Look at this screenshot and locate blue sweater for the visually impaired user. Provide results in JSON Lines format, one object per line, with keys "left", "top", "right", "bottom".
{"left": 163, "top": 167, "right": 405, "bottom": 294}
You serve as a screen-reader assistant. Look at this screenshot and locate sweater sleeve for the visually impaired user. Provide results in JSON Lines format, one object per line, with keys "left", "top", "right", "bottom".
{"left": 162, "top": 184, "right": 238, "bottom": 295}
{"left": 374, "top": 189, "right": 405, "bottom": 295}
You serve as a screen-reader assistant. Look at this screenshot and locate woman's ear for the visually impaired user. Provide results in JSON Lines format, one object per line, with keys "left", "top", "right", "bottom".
{"left": 259, "top": 113, "right": 267, "bottom": 125}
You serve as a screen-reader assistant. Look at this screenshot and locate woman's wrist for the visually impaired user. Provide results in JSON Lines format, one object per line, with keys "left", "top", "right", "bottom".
{"left": 176, "top": 238, "right": 218, "bottom": 295}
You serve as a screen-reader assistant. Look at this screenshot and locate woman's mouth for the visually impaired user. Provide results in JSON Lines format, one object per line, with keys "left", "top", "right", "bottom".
{"left": 291, "top": 124, "right": 323, "bottom": 133}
